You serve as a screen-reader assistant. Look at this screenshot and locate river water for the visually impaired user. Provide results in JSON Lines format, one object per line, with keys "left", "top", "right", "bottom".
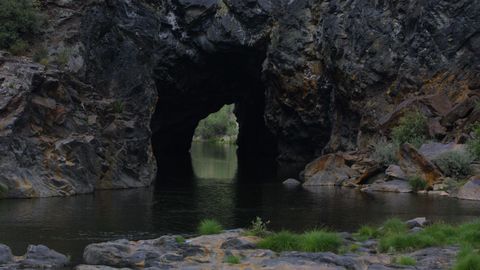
{"left": 1, "top": 142, "right": 480, "bottom": 262}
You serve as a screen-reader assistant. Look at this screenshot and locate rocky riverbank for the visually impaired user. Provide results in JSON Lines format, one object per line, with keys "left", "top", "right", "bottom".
{"left": 0, "top": 218, "right": 472, "bottom": 270}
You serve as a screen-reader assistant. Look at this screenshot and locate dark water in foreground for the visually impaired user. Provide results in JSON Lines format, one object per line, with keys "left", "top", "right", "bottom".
{"left": 1, "top": 142, "right": 480, "bottom": 262}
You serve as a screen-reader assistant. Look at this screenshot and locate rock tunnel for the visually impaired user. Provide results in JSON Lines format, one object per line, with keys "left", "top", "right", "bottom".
{"left": 150, "top": 48, "right": 278, "bottom": 169}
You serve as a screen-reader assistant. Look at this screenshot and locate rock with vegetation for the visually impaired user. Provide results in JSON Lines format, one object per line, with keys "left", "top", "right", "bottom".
{"left": 75, "top": 217, "right": 480, "bottom": 270}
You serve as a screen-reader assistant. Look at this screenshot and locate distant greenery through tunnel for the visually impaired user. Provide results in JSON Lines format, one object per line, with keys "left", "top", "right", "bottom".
{"left": 193, "top": 104, "right": 239, "bottom": 143}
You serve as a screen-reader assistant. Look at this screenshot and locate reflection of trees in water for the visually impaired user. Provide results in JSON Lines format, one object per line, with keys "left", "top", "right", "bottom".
{"left": 191, "top": 142, "right": 237, "bottom": 180}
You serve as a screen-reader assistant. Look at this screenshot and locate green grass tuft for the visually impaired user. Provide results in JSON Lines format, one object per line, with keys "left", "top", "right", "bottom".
{"left": 300, "top": 230, "right": 342, "bottom": 252}
{"left": 257, "top": 230, "right": 301, "bottom": 252}
{"left": 394, "top": 256, "right": 417, "bottom": 266}
{"left": 175, "top": 236, "right": 185, "bottom": 244}
{"left": 257, "top": 230, "right": 341, "bottom": 253}
{"left": 354, "top": 225, "right": 379, "bottom": 241}
{"left": 198, "top": 219, "right": 223, "bottom": 235}
{"left": 225, "top": 255, "right": 241, "bottom": 264}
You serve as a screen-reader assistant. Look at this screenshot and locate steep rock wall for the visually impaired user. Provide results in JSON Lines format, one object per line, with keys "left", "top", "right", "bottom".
{"left": 0, "top": 0, "right": 478, "bottom": 197}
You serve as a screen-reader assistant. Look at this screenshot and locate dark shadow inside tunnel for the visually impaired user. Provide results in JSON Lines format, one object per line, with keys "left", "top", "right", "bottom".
{"left": 150, "top": 49, "right": 278, "bottom": 182}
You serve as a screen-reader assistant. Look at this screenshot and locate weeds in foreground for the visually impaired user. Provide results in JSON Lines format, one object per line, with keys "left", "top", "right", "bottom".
{"left": 225, "top": 255, "right": 241, "bottom": 264}
{"left": 198, "top": 219, "right": 223, "bottom": 235}
{"left": 257, "top": 230, "right": 341, "bottom": 253}
{"left": 245, "top": 217, "right": 270, "bottom": 237}
{"left": 393, "top": 256, "right": 416, "bottom": 266}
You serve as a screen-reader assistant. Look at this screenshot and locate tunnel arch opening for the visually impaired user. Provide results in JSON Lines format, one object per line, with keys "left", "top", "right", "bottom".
{"left": 150, "top": 49, "right": 278, "bottom": 182}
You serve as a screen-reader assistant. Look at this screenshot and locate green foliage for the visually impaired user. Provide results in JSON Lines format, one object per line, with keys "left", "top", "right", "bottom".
{"left": 354, "top": 225, "right": 379, "bottom": 241}
{"left": 433, "top": 150, "right": 472, "bottom": 178}
{"left": 257, "top": 231, "right": 300, "bottom": 252}
{"left": 32, "top": 46, "right": 48, "bottom": 64}
{"left": 391, "top": 111, "right": 428, "bottom": 148}
{"left": 257, "top": 230, "right": 341, "bottom": 253}
{"left": 372, "top": 141, "right": 398, "bottom": 166}
{"left": 9, "top": 40, "right": 28, "bottom": 55}
{"left": 377, "top": 220, "right": 480, "bottom": 253}
{"left": 393, "top": 256, "right": 417, "bottom": 266}
{"left": 245, "top": 217, "right": 270, "bottom": 238}
{"left": 467, "top": 124, "right": 480, "bottom": 161}
{"left": 194, "top": 105, "right": 238, "bottom": 141}
{"left": 408, "top": 176, "right": 428, "bottom": 192}
{"left": 225, "top": 255, "right": 241, "bottom": 264}
{"left": 56, "top": 48, "right": 71, "bottom": 68}
{"left": 300, "top": 230, "right": 342, "bottom": 252}
{"left": 454, "top": 246, "right": 480, "bottom": 270}
{"left": 381, "top": 218, "right": 408, "bottom": 235}
{"left": 112, "top": 100, "right": 124, "bottom": 114}
{"left": 0, "top": 183, "right": 8, "bottom": 198}
{"left": 198, "top": 219, "right": 223, "bottom": 235}
{"left": 175, "top": 236, "right": 185, "bottom": 244}
{"left": 0, "top": 0, "right": 44, "bottom": 53}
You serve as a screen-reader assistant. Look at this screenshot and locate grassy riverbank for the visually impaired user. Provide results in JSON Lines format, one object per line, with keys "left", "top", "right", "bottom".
{"left": 196, "top": 217, "right": 480, "bottom": 269}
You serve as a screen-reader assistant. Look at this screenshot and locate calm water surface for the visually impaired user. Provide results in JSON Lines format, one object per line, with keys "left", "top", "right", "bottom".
{"left": 1, "top": 142, "right": 480, "bottom": 262}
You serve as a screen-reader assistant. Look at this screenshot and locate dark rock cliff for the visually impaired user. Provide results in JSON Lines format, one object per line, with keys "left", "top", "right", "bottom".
{"left": 0, "top": 0, "right": 478, "bottom": 198}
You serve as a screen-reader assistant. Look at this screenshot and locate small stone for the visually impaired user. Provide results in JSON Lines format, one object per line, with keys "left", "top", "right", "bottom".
{"left": 405, "top": 217, "right": 429, "bottom": 228}
{"left": 282, "top": 178, "right": 301, "bottom": 187}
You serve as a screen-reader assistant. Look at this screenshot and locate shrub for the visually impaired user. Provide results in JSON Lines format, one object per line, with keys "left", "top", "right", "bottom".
{"left": 372, "top": 141, "right": 398, "bottom": 166}
{"left": 194, "top": 105, "right": 238, "bottom": 141}
{"left": 245, "top": 217, "right": 270, "bottom": 237}
{"left": 9, "top": 40, "right": 28, "bottom": 55}
{"left": 391, "top": 111, "right": 428, "bottom": 148}
{"left": 198, "top": 219, "right": 223, "bottom": 235}
{"left": 225, "top": 255, "right": 241, "bottom": 264}
{"left": 0, "top": 0, "right": 44, "bottom": 52}
{"left": 300, "top": 230, "right": 342, "bottom": 252}
{"left": 433, "top": 150, "right": 472, "bottom": 178}
{"left": 393, "top": 256, "right": 417, "bottom": 266}
{"left": 408, "top": 176, "right": 428, "bottom": 192}
{"left": 257, "top": 231, "right": 301, "bottom": 252}
{"left": 467, "top": 124, "right": 480, "bottom": 160}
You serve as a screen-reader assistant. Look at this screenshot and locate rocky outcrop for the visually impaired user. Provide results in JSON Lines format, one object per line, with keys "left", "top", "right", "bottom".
{"left": 0, "top": 244, "right": 68, "bottom": 269}
{"left": 0, "top": 54, "right": 155, "bottom": 198}
{"left": 76, "top": 227, "right": 458, "bottom": 270}
{"left": 0, "top": 0, "right": 479, "bottom": 197}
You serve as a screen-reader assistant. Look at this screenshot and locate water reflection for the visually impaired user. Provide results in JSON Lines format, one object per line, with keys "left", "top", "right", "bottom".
{"left": 1, "top": 142, "right": 480, "bottom": 263}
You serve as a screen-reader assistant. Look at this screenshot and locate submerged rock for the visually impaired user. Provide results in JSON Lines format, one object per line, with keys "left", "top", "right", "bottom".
{"left": 361, "top": 180, "right": 412, "bottom": 193}
{"left": 282, "top": 178, "right": 301, "bottom": 187}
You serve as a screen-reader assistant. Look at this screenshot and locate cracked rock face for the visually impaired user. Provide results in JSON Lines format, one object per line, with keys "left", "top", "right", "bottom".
{"left": 0, "top": 0, "right": 479, "bottom": 197}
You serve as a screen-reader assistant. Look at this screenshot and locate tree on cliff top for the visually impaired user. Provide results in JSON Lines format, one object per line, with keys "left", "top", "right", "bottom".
{"left": 0, "top": 0, "right": 43, "bottom": 54}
